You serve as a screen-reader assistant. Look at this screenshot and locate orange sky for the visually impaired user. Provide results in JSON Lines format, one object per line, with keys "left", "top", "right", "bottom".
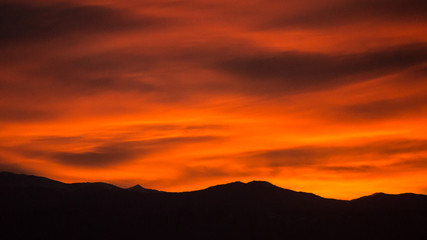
{"left": 1, "top": 0, "right": 427, "bottom": 199}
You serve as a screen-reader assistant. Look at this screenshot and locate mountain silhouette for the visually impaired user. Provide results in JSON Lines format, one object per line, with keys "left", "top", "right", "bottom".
{"left": 0, "top": 172, "right": 426, "bottom": 240}
{"left": 127, "top": 184, "right": 160, "bottom": 193}
{"left": 127, "top": 184, "right": 146, "bottom": 191}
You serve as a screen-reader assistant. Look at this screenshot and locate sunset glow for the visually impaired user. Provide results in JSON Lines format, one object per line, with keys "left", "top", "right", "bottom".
{"left": 1, "top": 0, "right": 427, "bottom": 199}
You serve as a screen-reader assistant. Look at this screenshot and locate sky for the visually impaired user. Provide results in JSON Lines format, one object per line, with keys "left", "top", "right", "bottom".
{"left": 1, "top": 0, "right": 427, "bottom": 199}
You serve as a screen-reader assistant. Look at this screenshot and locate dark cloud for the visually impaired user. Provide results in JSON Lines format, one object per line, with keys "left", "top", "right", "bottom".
{"left": 389, "top": 158, "right": 427, "bottom": 169}
{"left": 247, "top": 147, "right": 321, "bottom": 167}
{"left": 139, "top": 136, "right": 221, "bottom": 147}
{"left": 244, "top": 139, "right": 427, "bottom": 168}
{"left": 264, "top": 0, "right": 427, "bottom": 29}
{"left": 104, "top": 123, "right": 228, "bottom": 137}
{"left": 51, "top": 150, "right": 138, "bottom": 168}
{"left": 0, "top": 45, "right": 244, "bottom": 104}
{"left": 319, "top": 158, "right": 427, "bottom": 175}
{"left": 0, "top": 135, "right": 221, "bottom": 168}
{"left": 217, "top": 43, "right": 427, "bottom": 95}
{"left": 39, "top": 51, "right": 159, "bottom": 95}
{"left": 319, "top": 165, "right": 378, "bottom": 173}
{"left": 367, "top": 139, "right": 427, "bottom": 155}
{"left": 48, "top": 136, "right": 221, "bottom": 167}
{"left": 0, "top": 161, "right": 35, "bottom": 175}
{"left": 336, "top": 94, "right": 427, "bottom": 120}
{"left": 0, "top": 52, "right": 160, "bottom": 105}
{"left": 0, "top": 2, "right": 167, "bottom": 44}
{"left": 0, "top": 106, "right": 57, "bottom": 122}
{"left": 181, "top": 166, "right": 233, "bottom": 179}
{"left": 32, "top": 136, "right": 87, "bottom": 144}
{"left": 0, "top": 2, "right": 172, "bottom": 105}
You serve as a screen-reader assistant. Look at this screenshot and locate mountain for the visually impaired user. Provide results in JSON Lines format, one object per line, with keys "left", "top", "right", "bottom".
{"left": 0, "top": 172, "right": 426, "bottom": 240}
{"left": 127, "top": 184, "right": 160, "bottom": 193}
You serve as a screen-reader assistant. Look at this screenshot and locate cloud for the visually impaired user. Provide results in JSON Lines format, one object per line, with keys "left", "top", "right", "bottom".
{"left": 243, "top": 139, "right": 427, "bottom": 168}
{"left": 246, "top": 147, "right": 321, "bottom": 167}
{"left": 216, "top": 43, "right": 427, "bottom": 95}
{"left": 319, "top": 165, "right": 378, "bottom": 173}
{"left": 37, "top": 50, "right": 161, "bottom": 94}
{"left": 0, "top": 2, "right": 167, "bottom": 44}
{"left": 0, "top": 51, "right": 160, "bottom": 109}
{"left": 0, "top": 161, "right": 35, "bottom": 175}
{"left": 389, "top": 158, "right": 427, "bottom": 169}
{"left": 336, "top": 94, "right": 427, "bottom": 121}
{"left": 263, "top": 0, "right": 427, "bottom": 29}
{"left": 180, "top": 166, "right": 234, "bottom": 179}
{"left": 32, "top": 136, "right": 87, "bottom": 145}
{"left": 48, "top": 136, "right": 221, "bottom": 167}
{"left": 0, "top": 2, "right": 173, "bottom": 110}
{"left": 0, "top": 106, "right": 57, "bottom": 122}
{"left": 319, "top": 158, "right": 427, "bottom": 175}
{"left": 51, "top": 150, "right": 138, "bottom": 168}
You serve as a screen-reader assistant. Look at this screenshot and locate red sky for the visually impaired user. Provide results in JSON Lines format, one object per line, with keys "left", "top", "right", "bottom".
{"left": 1, "top": 0, "right": 427, "bottom": 199}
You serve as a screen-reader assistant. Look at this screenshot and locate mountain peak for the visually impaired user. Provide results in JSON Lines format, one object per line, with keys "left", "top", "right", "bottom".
{"left": 203, "top": 181, "right": 245, "bottom": 191}
{"left": 128, "top": 184, "right": 145, "bottom": 191}
{"left": 247, "top": 180, "right": 277, "bottom": 188}
{"left": 0, "top": 171, "right": 65, "bottom": 188}
{"left": 127, "top": 184, "right": 160, "bottom": 193}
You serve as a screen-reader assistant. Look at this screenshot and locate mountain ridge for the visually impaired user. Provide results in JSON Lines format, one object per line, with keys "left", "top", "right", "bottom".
{"left": 3, "top": 171, "right": 425, "bottom": 200}
{"left": 1, "top": 171, "right": 426, "bottom": 240}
